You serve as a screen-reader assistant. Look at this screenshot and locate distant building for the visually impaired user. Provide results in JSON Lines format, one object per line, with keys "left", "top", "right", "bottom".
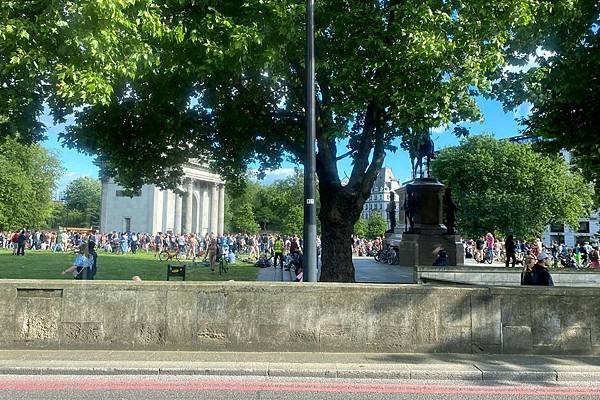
{"left": 361, "top": 168, "right": 401, "bottom": 228}
{"left": 100, "top": 160, "right": 225, "bottom": 235}
{"left": 545, "top": 211, "right": 600, "bottom": 247}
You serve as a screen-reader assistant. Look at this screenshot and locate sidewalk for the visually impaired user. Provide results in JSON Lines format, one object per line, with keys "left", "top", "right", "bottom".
{"left": 1, "top": 350, "right": 600, "bottom": 382}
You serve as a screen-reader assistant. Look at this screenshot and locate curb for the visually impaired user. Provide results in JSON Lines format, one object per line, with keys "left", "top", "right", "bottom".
{"left": 1, "top": 363, "right": 599, "bottom": 382}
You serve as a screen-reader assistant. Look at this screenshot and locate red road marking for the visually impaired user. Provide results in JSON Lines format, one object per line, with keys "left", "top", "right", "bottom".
{"left": 0, "top": 378, "right": 599, "bottom": 396}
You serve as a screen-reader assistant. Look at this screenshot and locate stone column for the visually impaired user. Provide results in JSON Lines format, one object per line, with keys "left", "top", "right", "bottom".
{"left": 197, "top": 184, "right": 205, "bottom": 234}
{"left": 184, "top": 179, "right": 193, "bottom": 233}
{"left": 217, "top": 184, "right": 225, "bottom": 235}
{"left": 162, "top": 189, "right": 169, "bottom": 233}
{"left": 210, "top": 183, "right": 219, "bottom": 234}
{"left": 174, "top": 190, "right": 183, "bottom": 234}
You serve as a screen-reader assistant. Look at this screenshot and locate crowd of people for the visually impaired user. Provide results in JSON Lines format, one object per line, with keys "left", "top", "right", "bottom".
{"left": 351, "top": 236, "right": 384, "bottom": 257}
{"left": 2, "top": 228, "right": 598, "bottom": 285}
{"left": 0, "top": 229, "right": 311, "bottom": 281}
{"left": 464, "top": 233, "right": 600, "bottom": 270}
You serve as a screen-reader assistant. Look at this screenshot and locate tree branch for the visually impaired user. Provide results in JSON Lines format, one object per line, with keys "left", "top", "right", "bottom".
{"left": 348, "top": 101, "right": 378, "bottom": 187}
{"left": 336, "top": 149, "right": 354, "bottom": 161}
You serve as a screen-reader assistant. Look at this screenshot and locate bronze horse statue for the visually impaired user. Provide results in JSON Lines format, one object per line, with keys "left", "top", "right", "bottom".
{"left": 413, "top": 135, "right": 435, "bottom": 178}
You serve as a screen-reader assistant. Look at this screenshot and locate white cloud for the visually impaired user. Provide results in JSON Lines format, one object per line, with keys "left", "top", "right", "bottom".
{"left": 56, "top": 172, "right": 93, "bottom": 193}
{"left": 249, "top": 168, "right": 298, "bottom": 184}
{"left": 503, "top": 47, "right": 556, "bottom": 73}
{"left": 513, "top": 102, "right": 533, "bottom": 119}
{"left": 431, "top": 124, "right": 449, "bottom": 133}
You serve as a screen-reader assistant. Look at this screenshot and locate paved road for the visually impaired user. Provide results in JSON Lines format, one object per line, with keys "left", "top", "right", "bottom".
{"left": 258, "top": 256, "right": 415, "bottom": 283}
{"left": 1, "top": 375, "right": 598, "bottom": 399}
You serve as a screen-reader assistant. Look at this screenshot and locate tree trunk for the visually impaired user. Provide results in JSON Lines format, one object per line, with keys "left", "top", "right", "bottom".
{"left": 318, "top": 180, "right": 363, "bottom": 282}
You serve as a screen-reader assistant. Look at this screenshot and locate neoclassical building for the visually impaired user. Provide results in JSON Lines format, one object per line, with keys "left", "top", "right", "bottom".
{"left": 100, "top": 161, "right": 225, "bottom": 235}
{"left": 360, "top": 167, "right": 402, "bottom": 228}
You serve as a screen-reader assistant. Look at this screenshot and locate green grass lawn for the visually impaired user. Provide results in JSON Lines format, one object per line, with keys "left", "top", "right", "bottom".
{"left": 0, "top": 249, "right": 259, "bottom": 281}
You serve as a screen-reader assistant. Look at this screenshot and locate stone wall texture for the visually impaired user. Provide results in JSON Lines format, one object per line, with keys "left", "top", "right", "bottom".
{"left": 417, "top": 266, "right": 600, "bottom": 287}
{"left": 0, "top": 280, "right": 599, "bottom": 354}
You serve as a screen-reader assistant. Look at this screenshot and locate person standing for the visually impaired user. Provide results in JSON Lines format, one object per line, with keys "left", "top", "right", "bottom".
{"left": 475, "top": 237, "right": 485, "bottom": 263}
{"left": 88, "top": 239, "right": 98, "bottom": 279}
{"left": 130, "top": 232, "right": 138, "bottom": 254}
{"left": 485, "top": 232, "right": 495, "bottom": 262}
{"left": 16, "top": 230, "right": 27, "bottom": 256}
{"left": 504, "top": 235, "right": 516, "bottom": 268}
{"left": 273, "top": 235, "right": 284, "bottom": 269}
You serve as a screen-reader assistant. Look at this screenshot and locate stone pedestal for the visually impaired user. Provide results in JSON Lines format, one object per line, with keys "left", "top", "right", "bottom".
{"left": 397, "top": 233, "right": 464, "bottom": 267}
{"left": 391, "top": 178, "right": 464, "bottom": 266}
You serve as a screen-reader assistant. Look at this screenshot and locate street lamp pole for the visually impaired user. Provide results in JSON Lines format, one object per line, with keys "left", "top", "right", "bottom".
{"left": 303, "top": 0, "right": 317, "bottom": 282}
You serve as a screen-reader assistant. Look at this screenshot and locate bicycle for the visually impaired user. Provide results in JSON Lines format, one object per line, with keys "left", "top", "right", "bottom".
{"left": 484, "top": 247, "right": 494, "bottom": 264}
{"left": 218, "top": 254, "right": 229, "bottom": 275}
{"left": 159, "top": 248, "right": 180, "bottom": 262}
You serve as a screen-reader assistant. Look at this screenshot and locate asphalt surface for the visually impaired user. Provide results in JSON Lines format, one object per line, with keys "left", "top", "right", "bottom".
{"left": 1, "top": 375, "right": 599, "bottom": 399}
{"left": 257, "top": 256, "right": 415, "bottom": 283}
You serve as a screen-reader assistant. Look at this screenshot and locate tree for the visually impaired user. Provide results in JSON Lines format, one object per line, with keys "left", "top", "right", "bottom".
{"left": 230, "top": 203, "right": 260, "bottom": 235}
{"left": 353, "top": 218, "right": 367, "bottom": 238}
{"left": 2, "top": 1, "right": 548, "bottom": 281}
{"left": 431, "top": 135, "right": 594, "bottom": 240}
{"left": 493, "top": 1, "right": 600, "bottom": 204}
{"left": 63, "top": 177, "right": 101, "bottom": 227}
{"left": 0, "top": 138, "right": 62, "bottom": 230}
{"left": 366, "top": 213, "right": 387, "bottom": 240}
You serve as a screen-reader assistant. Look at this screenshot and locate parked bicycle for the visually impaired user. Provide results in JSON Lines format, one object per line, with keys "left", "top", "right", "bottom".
{"left": 374, "top": 244, "right": 399, "bottom": 265}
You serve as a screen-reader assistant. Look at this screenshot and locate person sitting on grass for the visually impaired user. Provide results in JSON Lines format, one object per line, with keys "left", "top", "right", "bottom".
{"left": 61, "top": 243, "right": 93, "bottom": 279}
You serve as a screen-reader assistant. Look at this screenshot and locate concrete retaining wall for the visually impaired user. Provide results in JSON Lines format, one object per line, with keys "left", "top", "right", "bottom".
{"left": 417, "top": 267, "right": 600, "bottom": 287}
{"left": 0, "top": 280, "right": 599, "bottom": 354}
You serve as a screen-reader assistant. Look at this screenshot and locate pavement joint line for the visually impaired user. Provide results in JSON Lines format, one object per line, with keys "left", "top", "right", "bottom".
{"left": 2, "top": 358, "right": 600, "bottom": 382}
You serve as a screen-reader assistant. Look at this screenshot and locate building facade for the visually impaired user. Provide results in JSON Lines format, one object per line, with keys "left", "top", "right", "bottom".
{"left": 544, "top": 210, "right": 600, "bottom": 247}
{"left": 100, "top": 161, "right": 225, "bottom": 235}
{"left": 360, "top": 168, "right": 402, "bottom": 228}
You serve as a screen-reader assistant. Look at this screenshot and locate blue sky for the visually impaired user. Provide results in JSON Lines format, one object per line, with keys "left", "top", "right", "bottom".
{"left": 42, "top": 97, "right": 529, "bottom": 192}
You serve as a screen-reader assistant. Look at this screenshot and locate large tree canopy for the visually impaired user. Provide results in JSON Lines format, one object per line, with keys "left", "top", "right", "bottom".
{"left": 0, "top": 138, "right": 62, "bottom": 230}
{"left": 2, "top": 0, "right": 561, "bottom": 281}
{"left": 494, "top": 0, "right": 600, "bottom": 203}
{"left": 431, "top": 135, "right": 594, "bottom": 240}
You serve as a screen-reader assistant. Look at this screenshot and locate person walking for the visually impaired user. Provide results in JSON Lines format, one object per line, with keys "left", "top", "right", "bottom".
{"left": 207, "top": 239, "right": 218, "bottom": 272}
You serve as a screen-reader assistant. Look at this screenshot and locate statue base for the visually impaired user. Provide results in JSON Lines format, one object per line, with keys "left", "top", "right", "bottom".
{"left": 384, "top": 226, "right": 405, "bottom": 247}
{"left": 393, "top": 177, "right": 464, "bottom": 266}
{"left": 396, "top": 233, "right": 464, "bottom": 267}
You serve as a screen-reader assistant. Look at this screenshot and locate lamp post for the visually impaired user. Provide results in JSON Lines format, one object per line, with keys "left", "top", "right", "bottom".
{"left": 303, "top": 0, "right": 317, "bottom": 282}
